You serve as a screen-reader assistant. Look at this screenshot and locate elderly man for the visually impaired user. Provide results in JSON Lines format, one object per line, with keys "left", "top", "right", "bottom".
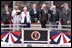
{"left": 48, "top": 5, "right": 59, "bottom": 28}
{"left": 40, "top": 4, "right": 49, "bottom": 28}
{"left": 29, "top": 4, "right": 39, "bottom": 23}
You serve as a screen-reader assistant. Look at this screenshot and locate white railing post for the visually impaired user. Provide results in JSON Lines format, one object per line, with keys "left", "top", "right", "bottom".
{"left": 22, "top": 28, "right": 24, "bottom": 46}
{"left": 47, "top": 28, "right": 52, "bottom": 46}
{"left": 13, "top": 1, "right": 16, "bottom": 10}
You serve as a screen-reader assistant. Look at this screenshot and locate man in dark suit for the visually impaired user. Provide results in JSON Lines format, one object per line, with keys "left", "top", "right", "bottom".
{"left": 40, "top": 4, "right": 48, "bottom": 28}
{"left": 1, "top": 4, "right": 11, "bottom": 27}
{"left": 48, "top": 5, "right": 59, "bottom": 27}
{"left": 29, "top": 4, "right": 39, "bottom": 23}
{"left": 59, "top": 3, "right": 71, "bottom": 28}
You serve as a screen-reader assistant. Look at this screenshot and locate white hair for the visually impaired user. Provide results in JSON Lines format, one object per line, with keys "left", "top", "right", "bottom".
{"left": 41, "top": 4, "right": 46, "bottom": 9}
{"left": 23, "top": 7, "right": 27, "bottom": 10}
{"left": 50, "top": 5, "right": 56, "bottom": 10}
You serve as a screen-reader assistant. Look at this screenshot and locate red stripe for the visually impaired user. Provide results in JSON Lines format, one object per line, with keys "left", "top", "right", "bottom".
{"left": 10, "top": 20, "right": 13, "bottom": 27}
{"left": 12, "top": 32, "right": 21, "bottom": 36}
{"left": 64, "top": 32, "right": 71, "bottom": 36}
{"left": 1, "top": 20, "right": 4, "bottom": 24}
{"left": 11, "top": 35, "right": 15, "bottom": 42}
{"left": 1, "top": 33, "right": 7, "bottom": 39}
{"left": 63, "top": 35, "right": 67, "bottom": 43}
{"left": 52, "top": 34, "right": 59, "bottom": 40}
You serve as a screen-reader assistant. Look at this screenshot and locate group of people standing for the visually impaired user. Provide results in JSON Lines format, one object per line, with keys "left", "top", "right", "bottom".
{"left": 1, "top": 3, "right": 71, "bottom": 30}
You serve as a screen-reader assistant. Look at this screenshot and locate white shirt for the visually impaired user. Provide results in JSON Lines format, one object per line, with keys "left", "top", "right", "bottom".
{"left": 11, "top": 9, "right": 17, "bottom": 17}
{"left": 66, "top": 7, "right": 69, "bottom": 10}
{"left": 53, "top": 9, "right": 56, "bottom": 14}
{"left": 21, "top": 11, "right": 30, "bottom": 23}
{"left": 33, "top": 9, "right": 37, "bottom": 14}
{"left": 13, "top": 15, "right": 21, "bottom": 24}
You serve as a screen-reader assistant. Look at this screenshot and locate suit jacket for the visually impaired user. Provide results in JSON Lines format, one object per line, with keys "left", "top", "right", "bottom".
{"left": 48, "top": 9, "right": 59, "bottom": 22}
{"left": 21, "top": 11, "right": 30, "bottom": 23}
{"left": 59, "top": 8, "right": 71, "bottom": 25}
{"left": 29, "top": 8, "right": 39, "bottom": 21}
{"left": 40, "top": 9, "right": 48, "bottom": 22}
{"left": 1, "top": 8, "right": 11, "bottom": 23}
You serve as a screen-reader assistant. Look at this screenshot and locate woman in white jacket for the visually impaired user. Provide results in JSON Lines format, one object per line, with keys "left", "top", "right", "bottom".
{"left": 11, "top": 6, "right": 19, "bottom": 17}
{"left": 21, "top": 6, "right": 31, "bottom": 28}
{"left": 12, "top": 10, "right": 21, "bottom": 31}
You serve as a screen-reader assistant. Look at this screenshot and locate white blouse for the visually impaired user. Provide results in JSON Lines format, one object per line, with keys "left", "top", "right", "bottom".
{"left": 21, "top": 11, "right": 30, "bottom": 23}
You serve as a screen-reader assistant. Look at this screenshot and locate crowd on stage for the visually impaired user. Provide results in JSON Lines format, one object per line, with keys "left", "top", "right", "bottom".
{"left": 1, "top": 3, "right": 71, "bottom": 30}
